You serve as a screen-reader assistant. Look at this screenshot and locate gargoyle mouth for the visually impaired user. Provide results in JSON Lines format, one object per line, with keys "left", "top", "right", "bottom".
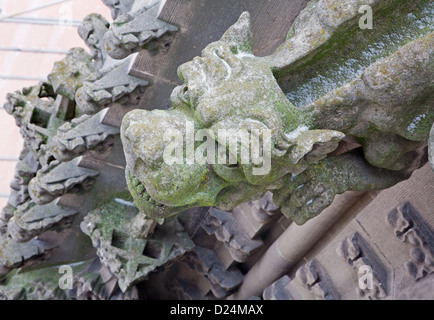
{"left": 129, "top": 175, "right": 165, "bottom": 208}
{"left": 125, "top": 170, "right": 190, "bottom": 221}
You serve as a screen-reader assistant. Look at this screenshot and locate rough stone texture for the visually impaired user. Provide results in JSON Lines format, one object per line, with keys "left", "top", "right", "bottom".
{"left": 4, "top": 82, "right": 58, "bottom": 157}
{"left": 263, "top": 259, "right": 341, "bottom": 300}
{"left": 73, "top": 259, "right": 139, "bottom": 300}
{"left": 0, "top": 2, "right": 140, "bottom": 279}
{"left": 0, "top": 236, "right": 55, "bottom": 275}
{"left": 121, "top": 12, "right": 348, "bottom": 223}
{"left": 271, "top": 0, "right": 381, "bottom": 74}
{"left": 262, "top": 275, "right": 293, "bottom": 300}
{"left": 0, "top": 0, "right": 433, "bottom": 300}
{"left": 103, "top": 1, "right": 178, "bottom": 60}
{"left": 231, "top": 191, "right": 281, "bottom": 239}
{"left": 309, "top": 33, "right": 432, "bottom": 170}
{"left": 263, "top": 164, "right": 434, "bottom": 300}
{"left": 294, "top": 259, "right": 341, "bottom": 300}
{"left": 3, "top": 150, "right": 37, "bottom": 209}
{"left": 28, "top": 157, "right": 99, "bottom": 205}
{"left": 102, "top": 0, "right": 139, "bottom": 20}
{"left": 48, "top": 108, "right": 120, "bottom": 162}
{"left": 0, "top": 0, "right": 179, "bottom": 299}
{"left": 7, "top": 200, "right": 78, "bottom": 243}
{"left": 0, "top": 282, "right": 66, "bottom": 300}
{"left": 386, "top": 202, "right": 434, "bottom": 280}
{"left": 183, "top": 246, "right": 244, "bottom": 298}
{"left": 0, "top": 258, "right": 138, "bottom": 300}
{"left": 78, "top": 14, "right": 111, "bottom": 70}
{"left": 201, "top": 208, "right": 263, "bottom": 263}
{"left": 81, "top": 198, "right": 194, "bottom": 292}
{"left": 48, "top": 48, "right": 95, "bottom": 101}
{"left": 336, "top": 232, "right": 388, "bottom": 299}
{"left": 75, "top": 54, "right": 149, "bottom": 115}
{"left": 121, "top": 1, "right": 433, "bottom": 225}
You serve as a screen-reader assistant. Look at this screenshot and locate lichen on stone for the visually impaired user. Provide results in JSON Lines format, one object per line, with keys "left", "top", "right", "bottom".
{"left": 121, "top": 1, "right": 433, "bottom": 226}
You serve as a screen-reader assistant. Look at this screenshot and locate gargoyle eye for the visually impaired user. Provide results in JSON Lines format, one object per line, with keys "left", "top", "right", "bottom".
{"left": 178, "top": 85, "right": 190, "bottom": 105}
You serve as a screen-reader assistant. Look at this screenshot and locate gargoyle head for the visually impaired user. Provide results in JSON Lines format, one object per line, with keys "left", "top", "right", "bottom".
{"left": 121, "top": 12, "right": 344, "bottom": 221}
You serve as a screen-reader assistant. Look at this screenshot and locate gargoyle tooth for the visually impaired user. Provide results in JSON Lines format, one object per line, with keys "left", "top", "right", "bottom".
{"left": 142, "top": 192, "right": 150, "bottom": 201}
{"left": 136, "top": 183, "right": 145, "bottom": 194}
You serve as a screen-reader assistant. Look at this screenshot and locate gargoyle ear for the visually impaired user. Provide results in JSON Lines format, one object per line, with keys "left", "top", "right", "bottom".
{"left": 220, "top": 11, "right": 253, "bottom": 53}
{"left": 289, "top": 130, "right": 345, "bottom": 164}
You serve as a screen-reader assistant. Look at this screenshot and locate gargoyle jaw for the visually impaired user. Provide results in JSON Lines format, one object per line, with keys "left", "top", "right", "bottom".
{"left": 125, "top": 169, "right": 190, "bottom": 221}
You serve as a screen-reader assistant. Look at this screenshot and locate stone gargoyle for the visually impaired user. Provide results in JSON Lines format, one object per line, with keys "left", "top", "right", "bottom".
{"left": 121, "top": 1, "right": 433, "bottom": 225}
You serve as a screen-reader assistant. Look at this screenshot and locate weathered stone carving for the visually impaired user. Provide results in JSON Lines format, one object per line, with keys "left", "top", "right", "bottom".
{"left": 0, "top": 0, "right": 180, "bottom": 300}
{"left": 48, "top": 48, "right": 95, "bottom": 100}
{"left": 73, "top": 259, "right": 139, "bottom": 300}
{"left": 0, "top": 236, "right": 55, "bottom": 276}
{"left": 294, "top": 258, "right": 340, "bottom": 300}
{"left": 4, "top": 82, "right": 57, "bottom": 156}
{"left": 80, "top": 198, "right": 194, "bottom": 292}
{"left": 201, "top": 208, "right": 263, "bottom": 263}
{"left": 386, "top": 201, "right": 434, "bottom": 280}
{"left": 231, "top": 192, "right": 282, "bottom": 239}
{"left": 102, "top": 0, "right": 136, "bottom": 20}
{"left": 76, "top": 10, "right": 153, "bottom": 117}
{"left": 121, "top": 12, "right": 347, "bottom": 223}
{"left": 28, "top": 157, "right": 99, "bottom": 205}
{"left": 121, "top": 1, "right": 433, "bottom": 226}
{"left": 263, "top": 259, "right": 341, "bottom": 300}
{"left": 0, "top": 264, "right": 69, "bottom": 300}
{"left": 6, "top": 151, "right": 38, "bottom": 207}
{"left": 1, "top": 282, "right": 66, "bottom": 300}
{"left": 183, "top": 246, "right": 244, "bottom": 298}
{"left": 7, "top": 200, "right": 78, "bottom": 243}
{"left": 1, "top": 0, "right": 433, "bottom": 301}
{"left": 0, "top": 258, "right": 139, "bottom": 300}
{"left": 103, "top": 1, "right": 178, "bottom": 60}
{"left": 75, "top": 54, "right": 149, "bottom": 115}
{"left": 47, "top": 108, "right": 120, "bottom": 162}
{"left": 0, "top": 0, "right": 177, "bottom": 298}
{"left": 78, "top": 14, "right": 111, "bottom": 69}
{"left": 337, "top": 232, "right": 388, "bottom": 300}
{"left": 262, "top": 275, "right": 293, "bottom": 300}
{"left": 247, "top": 192, "right": 280, "bottom": 224}
{"left": 0, "top": 148, "right": 40, "bottom": 236}
{"left": 0, "top": 9, "right": 126, "bottom": 277}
